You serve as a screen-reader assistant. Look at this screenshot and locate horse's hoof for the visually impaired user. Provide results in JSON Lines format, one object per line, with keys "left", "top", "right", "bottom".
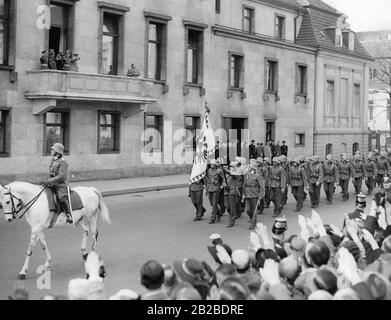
{"left": 17, "top": 274, "right": 26, "bottom": 280}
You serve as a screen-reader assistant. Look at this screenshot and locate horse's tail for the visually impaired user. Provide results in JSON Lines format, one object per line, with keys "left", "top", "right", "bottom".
{"left": 91, "top": 188, "right": 112, "bottom": 225}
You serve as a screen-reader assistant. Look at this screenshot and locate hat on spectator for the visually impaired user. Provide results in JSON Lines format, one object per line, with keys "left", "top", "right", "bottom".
{"left": 231, "top": 249, "right": 250, "bottom": 271}
{"left": 272, "top": 216, "right": 288, "bottom": 236}
{"left": 313, "top": 268, "right": 338, "bottom": 295}
{"left": 209, "top": 233, "right": 223, "bottom": 245}
{"left": 109, "top": 289, "right": 140, "bottom": 300}
{"left": 290, "top": 237, "right": 307, "bottom": 253}
{"left": 355, "top": 193, "right": 366, "bottom": 208}
{"left": 173, "top": 259, "right": 208, "bottom": 286}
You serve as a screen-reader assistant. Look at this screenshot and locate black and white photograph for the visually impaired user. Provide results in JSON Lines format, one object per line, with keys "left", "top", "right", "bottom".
{"left": 1, "top": 0, "right": 391, "bottom": 307}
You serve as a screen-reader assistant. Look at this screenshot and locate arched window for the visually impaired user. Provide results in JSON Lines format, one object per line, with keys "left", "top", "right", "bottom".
{"left": 341, "top": 143, "right": 347, "bottom": 154}
{"left": 326, "top": 143, "right": 333, "bottom": 156}
{"left": 353, "top": 142, "right": 359, "bottom": 155}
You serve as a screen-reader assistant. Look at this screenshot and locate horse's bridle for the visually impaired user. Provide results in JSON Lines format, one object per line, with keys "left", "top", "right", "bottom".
{"left": 3, "top": 187, "right": 46, "bottom": 220}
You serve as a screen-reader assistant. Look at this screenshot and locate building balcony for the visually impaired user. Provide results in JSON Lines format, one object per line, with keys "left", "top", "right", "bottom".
{"left": 24, "top": 70, "right": 157, "bottom": 115}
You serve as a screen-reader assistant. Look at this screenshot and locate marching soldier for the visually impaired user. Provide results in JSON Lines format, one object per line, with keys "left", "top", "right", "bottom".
{"left": 280, "top": 155, "right": 290, "bottom": 207}
{"left": 223, "top": 162, "right": 242, "bottom": 228}
{"left": 189, "top": 178, "right": 206, "bottom": 222}
{"left": 338, "top": 154, "right": 353, "bottom": 201}
{"left": 205, "top": 159, "right": 224, "bottom": 224}
{"left": 269, "top": 158, "right": 287, "bottom": 217}
{"left": 307, "top": 155, "right": 324, "bottom": 208}
{"left": 377, "top": 151, "right": 390, "bottom": 189}
{"left": 263, "top": 157, "right": 272, "bottom": 208}
{"left": 299, "top": 155, "right": 309, "bottom": 201}
{"left": 242, "top": 165, "right": 265, "bottom": 230}
{"left": 289, "top": 158, "right": 308, "bottom": 212}
{"left": 364, "top": 153, "right": 377, "bottom": 195}
{"left": 351, "top": 154, "right": 366, "bottom": 195}
{"left": 323, "top": 154, "right": 339, "bottom": 205}
{"left": 256, "top": 157, "right": 269, "bottom": 215}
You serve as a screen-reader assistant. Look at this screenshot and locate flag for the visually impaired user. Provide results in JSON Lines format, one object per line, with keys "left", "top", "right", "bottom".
{"left": 189, "top": 104, "right": 216, "bottom": 185}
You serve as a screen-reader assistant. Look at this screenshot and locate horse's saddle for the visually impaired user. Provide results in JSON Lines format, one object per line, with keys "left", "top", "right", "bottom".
{"left": 45, "top": 188, "right": 84, "bottom": 213}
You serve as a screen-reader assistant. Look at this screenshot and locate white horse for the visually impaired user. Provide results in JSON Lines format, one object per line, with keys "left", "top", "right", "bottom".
{"left": 0, "top": 182, "right": 111, "bottom": 280}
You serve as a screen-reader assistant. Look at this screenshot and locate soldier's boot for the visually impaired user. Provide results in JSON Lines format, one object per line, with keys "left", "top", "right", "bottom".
{"left": 61, "top": 199, "right": 73, "bottom": 224}
{"left": 227, "top": 217, "right": 235, "bottom": 228}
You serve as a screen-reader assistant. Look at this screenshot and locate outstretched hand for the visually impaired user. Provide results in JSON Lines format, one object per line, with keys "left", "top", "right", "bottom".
{"left": 259, "top": 259, "right": 281, "bottom": 286}
{"left": 216, "top": 245, "right": 232, "bottom": 265}
{"left": 250, "top": 232, "right": 262, "bottom": 251}
{"left": 329, "top": 224, "right": 344, "bottom": 238}
{"left": 298, "top": 215, "right": 310, "bottom": 241}
{"left": 311, "top": 210, "right": 326, "bottom": 236}
{"left": 255, "top": 223, "right": 274, "bottom": 250}
{"left": 337, "top": 247, "right": 360, "bottom": 285}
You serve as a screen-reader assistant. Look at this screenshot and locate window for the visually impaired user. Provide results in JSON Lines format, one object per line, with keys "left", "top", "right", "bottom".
{"left": 295, "top": 133, "right": 305, "bottom": 147}
{"left": 353, "top": 142, "right": 359, "bottom": 155}
{"left": 145, "top": 115, "right": 163, "bottom": 153}
{"left": 0, "top": 109, "right": 10, "bottom": 155}
{"left": 215, "top": 0, "right": 221, "bottom": 14}
{"left": 98, "top": 111, "right": 120, "bottom": 153}
{"left": 275, "top": 15, "right": 285, "bottom": 40}
{"left": 370, "top": 68, "right": 377, "bottom": 80}
{"left": 243, "top": 7, "right": 254, "bottom": 33}
{"left": 147, "top": 22, "right": 166, "bottom": 80}
{"left": 296, "top": 64, "right": 308, "bottom": 96}
{"left": 185, "top": 116, "right": 200, "bottom": 151}
{"left": 353, "top": 84, "right": 361, "bottom": 116}
{"left": 326, "top": 80, "right": 335, "bottom": 115}
{"left": 44, "top": 111, "right": 69, "bottom": 155}
{"left": 369, "top": 106, "right": 373, "bottom": 120}
{"left": 336, "top": 28, "right": 343, "bottom": 46}
{"left": 102, "top": 13, "right": 119, "bottom": 75}
{"left": 49, "top": 2, "right": 70, "bottom": 54}
{"left": 187, "top": 29, "right": 202, "bottom": 84}
{"left": 229, "top": 53, "right": 244, "bottom": 89}
{"left": 0, "top": 0, "right": 9, "bottom": 65}
{"left": 266, "top": 59, "right": 278, "bottom": 92}
{"left": 326, "top": 143, "right": 333, "bottom": 155}
{"left": 340, "top": 78, "right": 349, "bottom": 116}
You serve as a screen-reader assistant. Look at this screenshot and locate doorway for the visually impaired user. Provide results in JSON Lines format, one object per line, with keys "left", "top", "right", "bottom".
{"left": 222, "top": 117, "right": 248, "bottom": 162}
{"left": 266, "top": 121, "right": 275, "bottom": 143}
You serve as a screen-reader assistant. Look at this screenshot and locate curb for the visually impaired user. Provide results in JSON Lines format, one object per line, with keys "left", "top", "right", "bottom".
{"left": 101, "top": 183, "right": 188, "bottom": 197}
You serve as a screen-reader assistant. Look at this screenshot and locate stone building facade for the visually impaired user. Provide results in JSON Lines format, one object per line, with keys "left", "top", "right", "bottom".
{"left": 0, "top": 0, "right": 371, "bottom": 183}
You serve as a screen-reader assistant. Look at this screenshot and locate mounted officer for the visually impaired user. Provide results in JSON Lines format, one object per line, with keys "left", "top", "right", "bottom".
{"left": 40, "top": 143, "right": 73, "bottom": 224}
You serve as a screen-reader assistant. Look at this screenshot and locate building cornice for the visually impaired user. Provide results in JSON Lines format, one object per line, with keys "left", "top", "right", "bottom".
{"left": 317, "top": 48, "right": 374, "bottom": 64}
{"left": 249, "top": 0, "right": 306, "bottom": 14}
{"left": 212, "top": 25, "right": 317, "bottom": 55}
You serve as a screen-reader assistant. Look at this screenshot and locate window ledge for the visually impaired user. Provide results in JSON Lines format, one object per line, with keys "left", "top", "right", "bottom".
{"left": 185, "top": 83, "right": 203, "bottom": 88}
{"left": 0, "top": 65, "right": 15, "bottom": 71}
{"left": 229, "top": 87, "right": 244, "bottom": 92}
{"left": 295, "top": 144, "right": 305, "bottom": 147}
{"left": 152, "top": 80, "right": 167, "bottom": 85}
{"left": 98, "top": 150, "right": 120, "bottom": 155}
{"left": 295, "top": 93, "right": 307, "bottom": 97}
{"left": 265, "top": 90, "right": 279, "bottom": 95}
{"left": 0, "top": 153, "right": 10, "bottom": 158}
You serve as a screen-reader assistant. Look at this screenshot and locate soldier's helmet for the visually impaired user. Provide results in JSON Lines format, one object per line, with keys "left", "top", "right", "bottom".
{"left": 326, "top": 154, "right": 333, "bottom": 161}
{"left": 291, "top": 158, "right": 300, "bottom": 165}
{"left": 249, "top": 159, "right": 257, "bottom": 166}
{"left": 256, "top": 157, "right": 263, "bottom": 163}
{"left": 272, "top": 157, "right": 280, "bottom": 164}
{"left": 210, "top": 159, "right": 217, "bottom": 166}
{"left": 50, "top": 143, "right": 64, "bottom": 155}
{"left": 280, "top": 155, "right": 287, "bottom": 162}
{"left": 264, "top": 157, "right": 271, "bottom": 164}
{"left": 381, "top": 151, "right": 387, "bottom": 158}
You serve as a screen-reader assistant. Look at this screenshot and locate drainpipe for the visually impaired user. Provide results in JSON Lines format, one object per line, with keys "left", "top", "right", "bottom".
{"left": 313, "top": 48, "right": 319, "bottom": 156}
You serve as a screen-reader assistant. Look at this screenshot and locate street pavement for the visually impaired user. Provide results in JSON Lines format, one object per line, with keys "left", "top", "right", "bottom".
{"left": 0, "top": 185, "right": 372, "bottom": 299}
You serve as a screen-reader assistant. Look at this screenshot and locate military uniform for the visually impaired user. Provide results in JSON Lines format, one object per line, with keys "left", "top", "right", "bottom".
{"left": 263, "top": 159, "right": 272, "bottom": 208}
{"left": 243, "top": 169, "right": 265, "bottom": 229}
{"left": 269, "top": 161, "right": 287, "bottom": 217}
{"left": 281, "top": 161, "right": 290, "bottom": 206}
{"left": 189, "top": 179, "right": 206, "bottom": 221}
{"left": 307, "top": 160, "right": 324, "bottom": 208}
{"left": 205, "top": 166, "right": 224, "bottom": 223}
{"left": 43, "top": 143, "right": 73, "bottom": 224}
{"left": 322, "top": 161, "right": 339, "bottom": 204}
{"left": 377, "top": 156, "right": 390, "bottom": 189}
{"left": 289, "top": 163, "right": 308, "bottom": 211}
{"left": 352, "top": 159, "right": 366, "bottom": 195}
{"left": 225, "top": 173, "right": 241, "bottom": 228}
{"left": 338, "top": 160, "right": 353, "bottom": 201}
{"left": 364, "top": 157, "right": 377, "bottom": 195}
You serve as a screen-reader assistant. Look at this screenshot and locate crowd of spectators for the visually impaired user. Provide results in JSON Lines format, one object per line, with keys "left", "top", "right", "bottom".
{"left": 8, "top": 191, "right": 391, "bottom": 300}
